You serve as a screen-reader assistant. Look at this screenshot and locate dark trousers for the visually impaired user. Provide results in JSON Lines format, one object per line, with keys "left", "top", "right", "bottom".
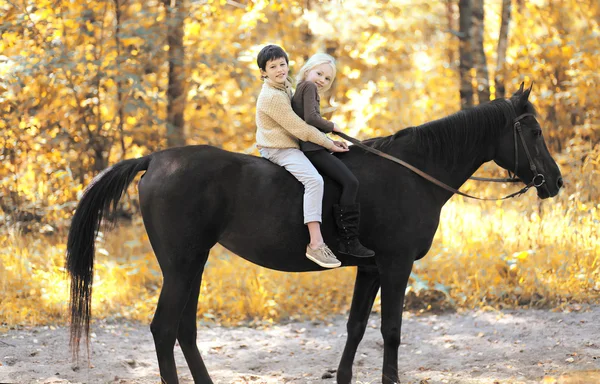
{"left": 304, "top": 149, "right": 359, "bottom": 206}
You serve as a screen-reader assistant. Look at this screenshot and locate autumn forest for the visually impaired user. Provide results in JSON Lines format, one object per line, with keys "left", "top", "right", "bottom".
{"left": 0, "top": 0, "right": 599, "bottom": 326}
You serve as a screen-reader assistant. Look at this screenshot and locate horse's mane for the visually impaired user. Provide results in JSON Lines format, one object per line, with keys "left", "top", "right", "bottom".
{"left": 365, "top": 99, "right": 537, "bottom": 165}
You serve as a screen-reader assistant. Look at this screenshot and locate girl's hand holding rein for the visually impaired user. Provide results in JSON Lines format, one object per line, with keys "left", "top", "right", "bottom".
{"left": 331, "top": 141, "right": 349, "bottom": 152}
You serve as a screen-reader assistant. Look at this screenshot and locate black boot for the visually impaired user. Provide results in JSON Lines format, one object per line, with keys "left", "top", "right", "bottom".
{"left": 333, "top": 204, "right": 375, "bottom": 258}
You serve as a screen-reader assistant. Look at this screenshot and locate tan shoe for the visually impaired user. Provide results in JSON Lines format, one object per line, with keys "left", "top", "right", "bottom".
{"left": 305, "top": 244, "right": 341, "bottom": 268}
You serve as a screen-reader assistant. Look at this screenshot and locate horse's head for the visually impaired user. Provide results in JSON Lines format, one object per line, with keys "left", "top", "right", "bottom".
{"left": 493, "top": 83, "right": 563, "bottom": 199}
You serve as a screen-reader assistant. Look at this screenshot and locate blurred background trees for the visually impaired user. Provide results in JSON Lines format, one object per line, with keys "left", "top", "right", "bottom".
{"left": 0, "top": 0, "right": 598, "bottom": 228}
{"left": 1, "top": 0, "right": 598, "bottom": 326}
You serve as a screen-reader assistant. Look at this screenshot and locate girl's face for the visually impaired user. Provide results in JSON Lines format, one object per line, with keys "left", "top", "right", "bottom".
{"left": 261, "top": 57, "right": 289, "bottom": 84}
{"left": 305, "top": 63, "right": 334, "bottom": 91}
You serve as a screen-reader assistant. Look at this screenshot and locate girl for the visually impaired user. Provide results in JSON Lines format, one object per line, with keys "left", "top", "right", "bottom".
{"left": 255, "top": 44, "right": 348, "bottom": 268}
{"left": 291, "top": 53, "right": 375, "bottom": 258}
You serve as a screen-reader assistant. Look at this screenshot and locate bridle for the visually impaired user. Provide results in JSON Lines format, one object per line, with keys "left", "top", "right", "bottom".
{"left": 334, "top": 100, "right": 546, "bottom": 201}
{"left": 470, "top": 99, "right": 545, "bottom": 188}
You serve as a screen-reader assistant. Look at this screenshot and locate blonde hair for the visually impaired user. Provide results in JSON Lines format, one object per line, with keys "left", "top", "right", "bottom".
{"left": 296, "top": 53, "right": 337, "bottom": 94}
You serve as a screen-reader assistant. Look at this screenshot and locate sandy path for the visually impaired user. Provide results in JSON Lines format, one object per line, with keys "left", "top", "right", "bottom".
{"left": 1, "top": 307, "right": 599, "bottom": 384}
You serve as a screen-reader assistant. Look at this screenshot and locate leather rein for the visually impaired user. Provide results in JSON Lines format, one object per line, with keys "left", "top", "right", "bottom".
{"left": 334, "top": 101, "right": 546, "bottom": 201}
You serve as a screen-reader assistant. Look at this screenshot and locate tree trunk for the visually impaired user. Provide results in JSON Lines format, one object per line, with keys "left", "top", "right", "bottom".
{"left": 114, "top": 0, "right": 127, "bottom": 159}
{"left": 92, "top": 140, "right": 109, "bottom": 173}
{"left": 459, "top": 0, "right": 474, "bottom": 109}
{"left": 163, "top": 0, "right": 186, "bottom": 147}
{"left": 471, "top": 0, "right": 490, "bottom": 104}
{"left": 495, "top": 0, "right": 512, "bottom": 99}
{"left": 302, "top": 0, "right": 313, "bottom": 57}
{"left": 446, "top": 0, "right": 456, "bottom": 67}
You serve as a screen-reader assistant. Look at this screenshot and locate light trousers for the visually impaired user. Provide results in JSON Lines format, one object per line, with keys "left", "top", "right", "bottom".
{"left": 259, "top": 147, "right": 323, "bottom": 224}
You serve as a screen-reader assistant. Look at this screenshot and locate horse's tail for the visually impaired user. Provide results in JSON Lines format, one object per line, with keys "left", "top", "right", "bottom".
{"left": 66, "top": 155, "right": 151, "bottom": 356}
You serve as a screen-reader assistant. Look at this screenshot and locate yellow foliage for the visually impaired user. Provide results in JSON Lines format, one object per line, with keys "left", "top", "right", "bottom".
{"left": 1, "top": 161, "right": 599, "bottom": 328}
{"left": 0, "top": 0, "right": 599, "bottom": 327}
{"left": 0, "top": 224, "right": 355, "bottom": 328}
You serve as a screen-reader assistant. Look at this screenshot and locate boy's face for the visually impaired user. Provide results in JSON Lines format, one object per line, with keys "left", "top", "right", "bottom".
{"left": 260, "top": 57, "right": 288, "bottom": 85}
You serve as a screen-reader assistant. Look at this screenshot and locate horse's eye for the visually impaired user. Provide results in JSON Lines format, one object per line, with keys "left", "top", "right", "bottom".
{"left": 533, "top": 129, "right": 542, "bottom": 137}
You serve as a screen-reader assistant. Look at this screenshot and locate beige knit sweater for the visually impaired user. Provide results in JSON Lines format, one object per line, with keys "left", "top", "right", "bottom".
{"left": 255, "top": 79, "right": 335, "bottom": 150}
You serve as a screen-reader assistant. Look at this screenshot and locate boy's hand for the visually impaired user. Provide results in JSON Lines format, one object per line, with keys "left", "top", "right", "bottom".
{"left": 333, "top": 122, "right": 343, "bottom": 133}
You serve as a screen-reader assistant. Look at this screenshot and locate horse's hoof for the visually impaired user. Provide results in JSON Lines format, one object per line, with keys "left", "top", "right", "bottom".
{"left": 336, "top": 369, "right": 351, "bottom": 384}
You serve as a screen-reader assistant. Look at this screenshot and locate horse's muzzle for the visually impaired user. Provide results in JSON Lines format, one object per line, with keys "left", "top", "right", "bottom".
{"left": 537, "top": 175, "right": 563, "bottom": 199}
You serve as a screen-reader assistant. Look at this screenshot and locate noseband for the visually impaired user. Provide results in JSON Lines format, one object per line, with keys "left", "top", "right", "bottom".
{"left": 334, "top": 99, "right": 546, "bottom": 201}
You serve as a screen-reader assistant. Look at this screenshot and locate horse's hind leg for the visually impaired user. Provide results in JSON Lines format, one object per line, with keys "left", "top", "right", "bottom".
{"left": 176, "top": 250, "right": 213, "bottom": 383}
{"left": 337, "top": 267, "right": 380, "bottom": 384}
{"left": 150, "top": 250, "right": 211, "bottom": 384}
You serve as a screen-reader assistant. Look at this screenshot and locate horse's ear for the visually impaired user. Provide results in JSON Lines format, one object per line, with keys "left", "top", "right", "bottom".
{"left": 522, "top": 82, "right": 533, "bottom": 101}
{"left": 512, "top": 82, "right": 526, "bottom": 99}
{"left": 512, "top": 82, "right": 532, "bottom": 105}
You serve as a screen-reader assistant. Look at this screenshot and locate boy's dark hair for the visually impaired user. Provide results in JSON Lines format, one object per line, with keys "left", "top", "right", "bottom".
{"left": 257, "top": 45, "right": 289, "bottom": 71}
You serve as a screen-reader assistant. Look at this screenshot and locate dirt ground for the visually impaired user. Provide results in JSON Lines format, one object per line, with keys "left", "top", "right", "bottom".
{"left": 1, "top": 306, "right": 599, "bottom": 384}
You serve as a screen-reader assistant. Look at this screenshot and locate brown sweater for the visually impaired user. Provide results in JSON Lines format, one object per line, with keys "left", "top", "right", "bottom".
{"left": 255, "top": 79, "right": 335, "bottom": 150}
{"left": 291, "top": 81, "right": 335, "bottom": 152}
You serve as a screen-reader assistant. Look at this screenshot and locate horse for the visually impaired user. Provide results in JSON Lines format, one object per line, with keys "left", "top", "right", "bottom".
{"left": 66, "top": 83, "right": 563, "bottom": 383}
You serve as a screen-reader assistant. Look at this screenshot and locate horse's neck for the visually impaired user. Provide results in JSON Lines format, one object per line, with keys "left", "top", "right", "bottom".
{"left": 389, "top": 117, "right": 499, "bottom": 198}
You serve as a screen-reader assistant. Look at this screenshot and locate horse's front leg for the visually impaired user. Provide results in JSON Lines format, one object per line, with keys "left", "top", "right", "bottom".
{"left": 337, "top": 266, "right": 380, "bottom": 384}
{"left": 379, "top": 256, "right": 415, "bottom": 384}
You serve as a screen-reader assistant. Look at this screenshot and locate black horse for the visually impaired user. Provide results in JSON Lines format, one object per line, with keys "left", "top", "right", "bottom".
{"left": 66, "top": 83, "right": 562, "bottom": 383}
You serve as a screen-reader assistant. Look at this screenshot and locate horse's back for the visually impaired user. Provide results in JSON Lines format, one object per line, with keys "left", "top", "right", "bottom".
{"left": 137, "top": 144, "right": 435, "bottom": 270}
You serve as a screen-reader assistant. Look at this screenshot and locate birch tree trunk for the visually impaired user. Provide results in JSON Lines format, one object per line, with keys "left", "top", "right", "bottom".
{"left": 459, "top": 0, "right": 474, "bottom": 109}
{"left": 163, "top": 0, "right": 186, "bottom": 147}
{"left": 495, "top": 0, "right": 512, "bottom": 99}
{"left": 471, "top": 0, "right": 490, "bottom": 104}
